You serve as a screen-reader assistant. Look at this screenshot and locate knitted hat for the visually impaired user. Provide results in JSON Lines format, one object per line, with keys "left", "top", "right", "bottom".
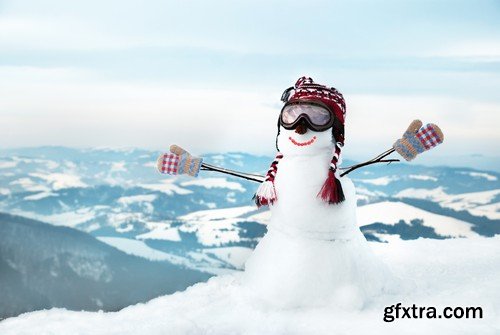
{"left": 255, "top": 76, "right": 347, "bottom": 207}
{"left": 284, "top": 76, "right": 346, "bottom": 127}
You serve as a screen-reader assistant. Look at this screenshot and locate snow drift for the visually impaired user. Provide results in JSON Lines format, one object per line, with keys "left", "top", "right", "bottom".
{"left": 1, "top": 236, "right": 499, "bottom": 335}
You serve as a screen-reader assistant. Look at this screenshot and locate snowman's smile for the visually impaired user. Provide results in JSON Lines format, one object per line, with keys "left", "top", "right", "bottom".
{"left": 288, "top": 136, "right": 317, "bottom": 146}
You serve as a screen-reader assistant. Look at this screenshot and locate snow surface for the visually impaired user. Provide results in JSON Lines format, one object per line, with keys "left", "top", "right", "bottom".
{"left": 178, "top": 206, "right": 262, "bottom": 246}
{"left": 180, "top": 206, "right": 256, "bottom": 221}
{"left": 246, "top": 210, "right": 271, "bottom": 225}
{"left": 459, "top": 171, "right": 497, "bottom": 181}
{"left": 0, "top": 160, "right": 17, "bottom": 168}
{"left": 357, "top": 201, "right": 477, "bottom": 238}
{"left": 97, "top": 236, "right": 238, "bottom": 274}
{"left": 117, "top": 194, "right": 157, "bottom": 205}
{"left": 13, "top": 208, "right": 96, "bottom": 228}
{"left": 29, "top": 172, "right": 88, "bottom": 190}
{"left": 110, "top": 161, "right": 127, "bottom": 172}
{"left": 408, "top": 174, "right": 438, "bottom": 181}
{"left": 0, "top": 188, "right": 11, "bottom": 195}
{"left": 107, "top": 212, "right": 144, "bottom": 231}
{"left": 470, "top": 203, "right": 500, "bottom": 220}
{"left": 396, "top": 187, "right": 500, "bottom": 220}
{"left": 136, "top": 222, "right": 181, "bottom": 242}
{"left": 138, "top": 179, "right": 192, "bottom": 195}
{"left": 180, "top": 177, "right": 246, "bottom": 192}
{"left": 203, "top": 246, "right": 253, "bottom": 269}
{"left": 9, "top": 177, "right": 51, "bottom": 193}
{"left": 182, "top": 218, "right": 244, "bottom": 247}
{"left": 96, "top": 237, "right": 184, "bottom": 263}
{"left": 23, "top": 191, "right": 58, "bottom": 201}
{"left": 356, "top": 176, "right": 396, "bottom": 186}
{"left": 2, "top": 237, "right": 498, "bottom": 335}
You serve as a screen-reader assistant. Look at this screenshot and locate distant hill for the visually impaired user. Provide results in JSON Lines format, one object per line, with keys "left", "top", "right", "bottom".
{"left": 0, "top": 213, "right": 210, "bottom": 319}
{"left": 0, "top": 146, "right": 498, "bottom": 276}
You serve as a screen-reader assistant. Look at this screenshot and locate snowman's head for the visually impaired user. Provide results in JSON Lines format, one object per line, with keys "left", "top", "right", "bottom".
{"left": 276, "top": 100, "right": 345, "bottom": 156}
{"left": 275, "top": 77, "right": 346, "bottom": 157}
{"left": 254, "top": 77, "right": 347, "bottom": 208}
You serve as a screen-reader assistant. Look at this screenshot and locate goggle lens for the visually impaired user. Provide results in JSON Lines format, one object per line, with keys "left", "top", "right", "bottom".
{"left": 281, "top": 104, "right": 331, "bottom": 126}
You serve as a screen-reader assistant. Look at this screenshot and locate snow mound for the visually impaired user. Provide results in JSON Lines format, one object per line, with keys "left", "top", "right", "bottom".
{"left": 2, "top": 237, "right": 499, "bottom": 335}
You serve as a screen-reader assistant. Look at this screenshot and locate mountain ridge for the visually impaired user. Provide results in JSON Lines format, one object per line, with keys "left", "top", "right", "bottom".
{"left": 0, "top": 212, "right": 210, "bottom": 319}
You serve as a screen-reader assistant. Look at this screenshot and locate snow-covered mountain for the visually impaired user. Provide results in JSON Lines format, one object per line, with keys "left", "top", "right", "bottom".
{"left": 0, "top": 213, "right": 209, "bottom": 319}
{"left": 0, "top": 147, "right": 498, "bottom": 318}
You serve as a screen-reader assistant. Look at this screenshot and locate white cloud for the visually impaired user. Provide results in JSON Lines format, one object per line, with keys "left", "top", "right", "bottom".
{"left": 344, "top": 93, "right": 500, "bottom": 159}
{"left": 0, "top": 65, "right": 278, "bottom": 154}
{"left": 0, "top": 65, "right": 498, "bottom": 159}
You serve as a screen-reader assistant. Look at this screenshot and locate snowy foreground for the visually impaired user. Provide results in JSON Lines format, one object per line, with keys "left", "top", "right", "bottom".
{"left": 2, "top": 237, "right": 499, "bottom": 335}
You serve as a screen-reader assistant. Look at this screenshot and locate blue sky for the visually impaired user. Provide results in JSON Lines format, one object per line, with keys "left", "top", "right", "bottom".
{"left": 0, "top": 0, "right": 499, "bottom": 168}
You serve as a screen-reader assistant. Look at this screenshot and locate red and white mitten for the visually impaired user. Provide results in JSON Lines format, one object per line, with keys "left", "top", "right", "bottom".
{"left": 157, "top": 145, "right": 203, "bottom": 177}
{"left": 393, "top": 120, "right": 444, "bottom": 161}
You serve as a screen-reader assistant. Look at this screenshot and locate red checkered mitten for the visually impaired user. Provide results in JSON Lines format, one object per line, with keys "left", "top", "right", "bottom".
{"left": 393, "top": 120, "right": 444, "bottom": 161}
{"left": 157, "top": 145, "right": 203, "bottom": 177}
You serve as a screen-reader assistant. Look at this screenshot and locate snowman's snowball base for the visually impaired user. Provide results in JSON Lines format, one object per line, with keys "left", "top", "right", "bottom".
{"left": 243, "top": 227, "right": 392, "bottom": 309}
{"left": 243, "top": 152, "right": 395, "bottom": 309}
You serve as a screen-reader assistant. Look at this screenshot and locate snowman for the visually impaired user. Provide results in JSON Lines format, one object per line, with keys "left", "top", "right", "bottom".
{"left": 243, "top": 77, "right": 393, "bottom": 308}
{"left": 158, "top": 76, "right": 444, "bottom": 309}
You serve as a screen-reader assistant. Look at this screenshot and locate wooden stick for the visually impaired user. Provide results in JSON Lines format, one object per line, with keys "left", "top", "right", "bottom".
{"left": 340, "top": 148, "right": 398, "bottom": 177}
{"left": 199, "top": 148, "right": 398, "bottom": 183}
{"left": 200, "top": 163, "right": 265, "bottom": 183}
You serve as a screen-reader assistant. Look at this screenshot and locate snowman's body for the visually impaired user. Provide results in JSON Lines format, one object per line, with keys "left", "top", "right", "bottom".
{"left": 243, "top": 129, "right": 392, "bottom": 308}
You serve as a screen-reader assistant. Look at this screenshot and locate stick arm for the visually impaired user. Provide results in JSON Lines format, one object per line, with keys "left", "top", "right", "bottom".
{"left": 339, "top": 148, "right": 399, "bottom": 177}
{"left": 201, "top": 163, "right": 265, "bottom": 183}
{"left": 202, "top": 149, "right": 399, "bottom": 181}
{"left": 159, "top": 145, "right": 400, "bottom": 182}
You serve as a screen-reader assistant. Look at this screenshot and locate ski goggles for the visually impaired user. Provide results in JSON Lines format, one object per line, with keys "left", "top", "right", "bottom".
{"left": 280, "top": 101, "right": 335, "bottom": 131}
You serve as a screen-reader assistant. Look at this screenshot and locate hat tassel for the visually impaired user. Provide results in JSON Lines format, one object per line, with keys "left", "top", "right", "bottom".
{"left": 318, "top": 169, "right": 345, "bottom": 204}
{"left": 254, "top": 180, "right": 277, "bottom": 207}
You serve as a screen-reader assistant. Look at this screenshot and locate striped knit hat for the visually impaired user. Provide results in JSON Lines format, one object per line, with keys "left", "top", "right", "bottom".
{"left": 254, "top": 77, "right": 347, "bottom": 207}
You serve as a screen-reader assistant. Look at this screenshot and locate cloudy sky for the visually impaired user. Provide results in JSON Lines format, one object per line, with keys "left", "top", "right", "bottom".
{"left": 0, "top": 0, "right": 499, "bottom": 168}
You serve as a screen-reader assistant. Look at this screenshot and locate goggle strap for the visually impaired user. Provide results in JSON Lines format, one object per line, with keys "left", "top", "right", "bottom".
{"left": 280, "top": 87, "right": 294, "bottom": 102}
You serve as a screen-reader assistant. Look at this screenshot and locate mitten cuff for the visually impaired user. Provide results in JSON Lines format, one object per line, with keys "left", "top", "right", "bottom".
{"left": 178, "top": 154, "right": 203, "bottom": 177}
{"left": 393, "top": 138, "right": 417, "bottom": 161}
